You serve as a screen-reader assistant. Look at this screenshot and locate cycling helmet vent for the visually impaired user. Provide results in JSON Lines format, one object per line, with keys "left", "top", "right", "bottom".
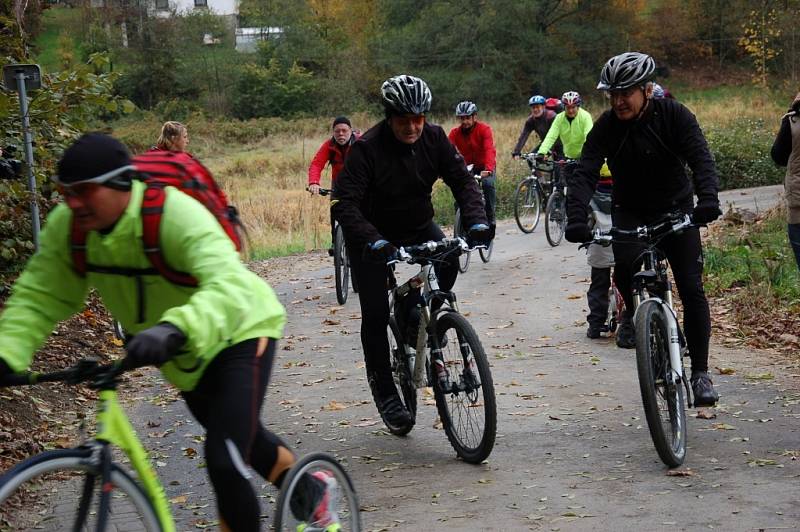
{"left": 528, "top": 95, "right": 546, "bottom": 106}
{"left": 597, "top": 52, "right": 656, "bottom": 91}
{"left": 381, "top": 74, "right": 432, "bottom": 115}
{"left": 561, "top": 91, "right": 582, "bottom": 106}
{"left": 455, "top": 100, "right": 478, "bottom": 116}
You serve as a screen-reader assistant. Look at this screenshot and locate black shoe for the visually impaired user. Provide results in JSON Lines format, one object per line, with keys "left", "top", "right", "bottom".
{"left": 377, "top": 394, "right": 413, "bottom": 431}
{"left": 327, "top": 247, "right": 335, "bottom": 257}
{"left": 691, "top": 371, "right": 719, "bottom": 407}
{"left": 586, "top": 325, "right": 603, "bottom": 339}
{"left": 616, "top": 319, "right": 635, "bottom": 349}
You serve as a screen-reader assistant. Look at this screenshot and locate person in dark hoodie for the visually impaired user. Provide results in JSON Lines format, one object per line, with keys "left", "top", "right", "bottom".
{"left": 331, "top": 74, "right": 491, "bottom": 433}
{"left": 564, "top": 52, "right": 722, "bottom": 408}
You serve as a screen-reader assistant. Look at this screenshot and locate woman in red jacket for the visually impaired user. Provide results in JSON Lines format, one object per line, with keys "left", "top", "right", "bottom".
{"left": 308, "top": 116, "right": 358, "bottom": 251}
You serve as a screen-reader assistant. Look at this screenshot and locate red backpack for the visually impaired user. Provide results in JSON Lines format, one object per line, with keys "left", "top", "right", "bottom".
{"left": 71, "top": 150, "right": 245, "bottom": 287}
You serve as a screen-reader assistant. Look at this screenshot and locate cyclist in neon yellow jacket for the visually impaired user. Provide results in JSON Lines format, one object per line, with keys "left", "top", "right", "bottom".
{"left": 0, "top": 133, "right": 339, "bottom": 532}
{"left": 537, "top": 91, "right": 594, "bottom": 160}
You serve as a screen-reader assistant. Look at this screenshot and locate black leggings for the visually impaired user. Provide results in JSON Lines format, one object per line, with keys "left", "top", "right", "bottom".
{"left": 348, "top": 222, "right": 458, "bottom": 396}
{"left": 611, "top": 210, "right": 711, "bottom": 371}
{"left": 182, "top": 338, "right": 289, "bottom": 531}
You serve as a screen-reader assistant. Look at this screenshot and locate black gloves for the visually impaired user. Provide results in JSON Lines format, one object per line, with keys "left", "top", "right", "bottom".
{"left": 466, "top": 223, "right": 495, "bottom": 248}
{"left": 365, "top": 239, "right": 399, "bottom": 263}
{"left": 565, "top": 222, "right": 593, "bottom": 243}
{"left": 691, "top": 201, "right": 722, "bottom": 224}
{"left": 124, "top": 323, "right": 187, "bottom": 369}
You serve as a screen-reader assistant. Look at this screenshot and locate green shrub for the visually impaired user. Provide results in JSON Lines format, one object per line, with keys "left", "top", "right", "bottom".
{"left": 704, "top": 118, "right": 784, "bottom": 190}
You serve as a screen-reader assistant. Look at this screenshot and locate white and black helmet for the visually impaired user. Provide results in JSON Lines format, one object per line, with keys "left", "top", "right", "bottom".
{"left": 381, "top": 74, "right": 432, "bottom": 115}
{"left": 455, "top": 100, "right": 477, "bottom": 116}
{"left": 455, "top": 100, "right": 478, "bottom": 116}
{"left": 597, "top": 52, "right": 656, "bottom": 91}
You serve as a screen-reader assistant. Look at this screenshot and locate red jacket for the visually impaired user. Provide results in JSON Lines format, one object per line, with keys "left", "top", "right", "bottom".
{"left": 307, "top": 135, "right": 357, "bottom": 186}
{"left": 447, "top": 121, "right": 496, "bottom": 174}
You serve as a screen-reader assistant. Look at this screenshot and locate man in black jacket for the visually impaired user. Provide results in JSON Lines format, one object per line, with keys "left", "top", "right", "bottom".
{"left": 332, "top": 74, "right": 491, "bottom": 432}
{"left": 564, "top": 52, "right": 722, "bottom": 407}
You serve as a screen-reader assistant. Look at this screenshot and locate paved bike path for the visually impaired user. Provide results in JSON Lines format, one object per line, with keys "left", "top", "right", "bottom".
{"left": 123, "top": 184, "right": 798, "bottom": 531}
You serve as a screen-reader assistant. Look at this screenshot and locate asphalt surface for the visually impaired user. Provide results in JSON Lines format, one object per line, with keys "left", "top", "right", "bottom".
{"left": 125, "top": 184, "right": 798, "bottom": 531}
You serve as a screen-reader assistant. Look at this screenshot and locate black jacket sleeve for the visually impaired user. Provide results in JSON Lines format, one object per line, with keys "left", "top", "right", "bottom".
{"left": 566, "top": 121, "right": 605, "bottom": 226}
{"left": 436, "top": 128, "right": 488, "bottom": 228}
{"left": 771, "top": 116, "right": 792, "bottom": 167}
{"left": 671, "top": 104, "right": 719, "bottom": 205}
{"left": 513, "top": 118, "right": 535, "bottom": 155}
{"left": 331, "top": 142, "right": 384, "bottom": 248}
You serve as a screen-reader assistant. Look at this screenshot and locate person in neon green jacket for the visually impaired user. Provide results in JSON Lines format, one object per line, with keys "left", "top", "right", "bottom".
{"left": 537, "top": 90, "right": 594, "bottom": 159}
{"left": 0, "top": 134, "right": 339, "bottom": 531}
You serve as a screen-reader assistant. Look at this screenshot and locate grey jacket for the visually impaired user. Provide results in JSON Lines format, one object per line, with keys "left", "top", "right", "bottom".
{"left": 770, "top": 112, "right": 800, "bottom": 224}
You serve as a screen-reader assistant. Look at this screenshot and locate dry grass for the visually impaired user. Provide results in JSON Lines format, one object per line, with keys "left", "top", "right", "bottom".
{"left": 111, "top": 92, "right": 784, "bottom": 257}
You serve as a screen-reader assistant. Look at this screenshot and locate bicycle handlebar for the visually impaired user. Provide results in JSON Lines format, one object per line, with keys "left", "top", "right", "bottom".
{"left": 389, "top": 237, "right": 469, "bottom": 265}
{"left": 580, "top": 213, "right": 695, "bottom": 249}
{"left": 0, "top": 358, "right": 125, "bottom": 388}
{"left": 308, "top": 186, "right": 332, "bottom": 196}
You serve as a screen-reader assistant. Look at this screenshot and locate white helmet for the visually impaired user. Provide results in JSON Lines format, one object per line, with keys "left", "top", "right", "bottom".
{"left": 455, "top": 100, "right": 478, "bottom": 116}
{"left": 561, "top": 91, "right": 582, "bottom": 106}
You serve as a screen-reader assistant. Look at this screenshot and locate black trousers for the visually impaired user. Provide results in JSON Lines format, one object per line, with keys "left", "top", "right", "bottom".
{"left": 587, "top": 266, "right": 611, "bottom": 328}
{"left": 182, "top": 338, "right": 288, "bottom": 532}
{"left": 348, "top": 222, "right": 458, "bottom": 395}
{"left": 611, "top": 210, "right": 711, "bottom": 372}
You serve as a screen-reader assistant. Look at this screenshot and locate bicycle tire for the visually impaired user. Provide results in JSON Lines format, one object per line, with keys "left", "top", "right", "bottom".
{"left": 606, "top": 288, "right": 618, "bottom": 334}
{"left": 0, "top": 448, "right": 162, "bottom": 531}
{"left": 453, "top": 209, "right": 471, "bottom": 273}
{"left": 274, "top": 452, "right": 361, "bottom": 532}
{"left": 334, "top": 225, "right": 349, "bottom": 305}
{"left": 544, "top": 190, "right": 566, "bottom": 247}
{"left": 478, "top": 237, "right": 494, "bottom": 263}
{"left": 635, "top": 303, "right": 688, "bottom": 467}
{"left": 513, "top": 178, "right": 541, "bottom": 233}
{"left": 388, "top": 317, "right": 417, "bottom": 432}
{"left": 432, "top": 312, "right": 497, "bottom": 463}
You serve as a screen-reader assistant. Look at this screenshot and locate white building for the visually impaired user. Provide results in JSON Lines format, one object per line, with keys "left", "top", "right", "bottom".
{"left": 152, "top": 0, "right": 238, "bottom": 17}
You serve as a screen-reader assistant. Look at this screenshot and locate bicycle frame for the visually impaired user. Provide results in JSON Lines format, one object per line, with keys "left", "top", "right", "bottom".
{"left": 94, "top": 389, "right": 175, "bottom": 532}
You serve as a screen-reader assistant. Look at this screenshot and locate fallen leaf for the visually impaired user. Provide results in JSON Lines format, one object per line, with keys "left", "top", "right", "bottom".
{"left": 665, "top": 468, "right": 695, "bottom": 477}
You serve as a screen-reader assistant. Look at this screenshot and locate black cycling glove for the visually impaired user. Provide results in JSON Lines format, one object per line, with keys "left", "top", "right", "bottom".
{"left": 565, "top": 222, "right": 593, "bottom": 243}
{"left": 365, "top": 239, "right": 399, "bottom": 263}
{"left": 691, "top": 201, "right": 722, "bottom": 225}
{"left": 466, "top": 223, "right": 495, "bottom": 248}
{"left": 124, "top": 323, "right": 187, "bottom": 369}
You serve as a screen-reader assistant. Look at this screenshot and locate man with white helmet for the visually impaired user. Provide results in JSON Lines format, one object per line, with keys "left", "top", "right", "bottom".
{"left": 448, "top": 100, "right": 497, "bottom": 228}
{"left": 332, "top": 75, "right": 491, "bottom": 433}
{"left": 537, "top": 90, "right": 594, "bottom": 164}
{"left": 564, "top": 51, "right": 721, "bottom": 407}
{"left": 512, "top": 95, "right": 560, "bottom": 159}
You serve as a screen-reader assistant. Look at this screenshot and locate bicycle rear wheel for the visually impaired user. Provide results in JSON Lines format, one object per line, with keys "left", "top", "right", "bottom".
{"left": 635, "top": 303, "right": 687, "bottom": 467}
{"left": 0, "top": 448, "right": 162, "bottom": 531}
{"left": 513, "top": 178, "right": 541, "bottom": 233}
{"left": 478, "top": 238, "right": 493, "bottom": 263}
{"left": 544, "top": 190, "right": 566, "bottom": 247}
{"left": 453, "top": 209, "right": 471, "bottom": 273}
{"left": 274, "top": 452, "right": 361, "bottom": 532}
{"left": 334, "top": 225, "right": 349, "bottom": 305}
{"left": 388, "top": 317, "right": 417, "bottom": 431}
{"left": 433, "top": 312, "right": 496, "bottom": 463}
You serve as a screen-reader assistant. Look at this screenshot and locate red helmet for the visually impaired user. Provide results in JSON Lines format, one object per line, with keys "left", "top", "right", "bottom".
{"left": 545, "top": 97, "right": 561, "bottom": 110}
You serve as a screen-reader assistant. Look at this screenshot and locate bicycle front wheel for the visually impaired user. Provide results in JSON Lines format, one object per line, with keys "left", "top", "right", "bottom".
{"left": 544, "top": 190, "right": 566, "bottom": 247}
{"left": 513, "top": 178, "right": 541, "bottom": 233}
{"left": 274, "top": 452, "right": 361, "bottom": 532}
{"left": 453, "top": 209, "right": 471, "bottom": 273}
{"left": 334, "top": 225, "right": 349, "bottom": 305}
{"left": 635, "top": 303, "right": 687, "bottom": 467}
{"left": 0, "top": 448, "right": 162, "bottom": 531}
{"left": 433, "top": 312, "right": 497, "bottom": 463}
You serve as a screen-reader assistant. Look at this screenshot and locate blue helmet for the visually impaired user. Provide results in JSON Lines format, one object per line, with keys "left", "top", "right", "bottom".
{"left": 528, "top": 95, "right": 546, "bottom": 106}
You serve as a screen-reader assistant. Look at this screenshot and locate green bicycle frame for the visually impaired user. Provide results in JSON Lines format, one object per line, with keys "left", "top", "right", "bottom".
{"left": 95, "top": 389, "right": 176, "bottom": 532}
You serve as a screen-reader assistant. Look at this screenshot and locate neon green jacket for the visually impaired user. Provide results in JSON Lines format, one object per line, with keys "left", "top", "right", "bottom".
{"left": 537, "top": 108, "right": 594, "bottom": 159}
{"left": 0, "top": 180, "right": 286, "bottom": 391}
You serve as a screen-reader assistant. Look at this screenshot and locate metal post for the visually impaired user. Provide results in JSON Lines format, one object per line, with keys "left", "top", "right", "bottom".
{"left": 15, "top": 72, "right": 40, "bottom": 250}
